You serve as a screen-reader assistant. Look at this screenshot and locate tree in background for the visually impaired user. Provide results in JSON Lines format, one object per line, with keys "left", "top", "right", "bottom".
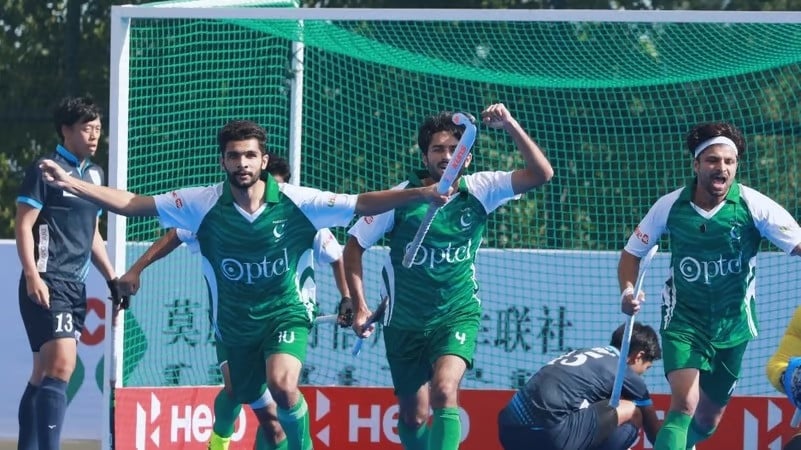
{"left": 1, "top": 0, "right": 799, "bottom": 238}
{"left": 0, "top": 0, "right": 148, "bottom": 237}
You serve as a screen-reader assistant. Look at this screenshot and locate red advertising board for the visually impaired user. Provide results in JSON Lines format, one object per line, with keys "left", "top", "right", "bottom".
{"left": 115, "top": 387, "right": 799, "bottom": 449}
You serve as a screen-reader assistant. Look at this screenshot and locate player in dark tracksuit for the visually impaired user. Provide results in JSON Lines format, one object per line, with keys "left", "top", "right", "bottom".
{"left": 15, "top": 96, "right": 118, "bottom": 450}
{"left": 498, "top": 322, "right": 662, "bottom": 450}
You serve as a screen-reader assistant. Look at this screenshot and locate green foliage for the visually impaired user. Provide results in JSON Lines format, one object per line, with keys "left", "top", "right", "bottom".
{"left": 2, "top": 0, "right": 800, "bottom": 251}
{"left": 0, "top": 0, "right": 150, "bottom": 237}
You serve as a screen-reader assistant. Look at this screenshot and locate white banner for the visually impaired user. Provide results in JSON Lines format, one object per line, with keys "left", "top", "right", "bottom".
{"left": 120, "top": 242, "right": 801, "bottom": 396}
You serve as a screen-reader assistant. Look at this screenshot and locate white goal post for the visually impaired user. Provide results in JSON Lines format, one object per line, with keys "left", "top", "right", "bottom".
{"left": 105, "top": 5, "right": 801, "bottom": 449}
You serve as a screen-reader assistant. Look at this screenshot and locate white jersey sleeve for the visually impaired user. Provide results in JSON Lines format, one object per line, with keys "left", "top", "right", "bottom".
{"left": 623, "top": 188, "right": 683, "bottom": 257}
{"left": 464, "top": 171, "right": 520, "bottom": 213}
{"left": 314, "top": 228, "right": 343, "bottom": 264}
{"left": 154, "top": 184, "right": 223, "bottom": 234}
{"left": 741, "top": 185, "right": 801, "bottom": 254}
{"left": 347, "top": 181, "right": 408, "bottom": 249}
{"left": 279, "top": 183, "right": 358, "bottom": 230}
{"left": 175, "top": 228, "right": 200, "bottom": 254}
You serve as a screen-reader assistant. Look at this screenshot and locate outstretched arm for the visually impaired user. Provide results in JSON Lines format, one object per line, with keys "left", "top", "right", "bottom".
{"left": 118, "top": 229, "right": 183, "bottom": 296}
{"left": 481, "top": 103, "right": 554, "bottom": 194}
{"left": 39, "top": 159, "right": 157, "bottom": 216}
{"left": 355, "top": 183, "right": 449, "bottom": 216}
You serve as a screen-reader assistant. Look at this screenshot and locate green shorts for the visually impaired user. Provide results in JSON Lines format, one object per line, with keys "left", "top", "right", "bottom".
{"left": 225, "top": 324, "right": 309, "bottom": 404}
{"left": 383, "top": 315, "right": 479, "bottom": 396}
{"left": 661, "top": 329, "right": 748, "bottom": 406}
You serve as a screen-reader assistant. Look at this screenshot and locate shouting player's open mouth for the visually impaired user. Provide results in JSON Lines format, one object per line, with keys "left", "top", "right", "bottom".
{"left": 710, "top": 173, "right": 728, "bottom": 193}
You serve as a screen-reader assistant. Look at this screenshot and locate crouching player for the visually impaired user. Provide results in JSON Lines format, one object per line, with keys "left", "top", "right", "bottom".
{"left": 766, "top": 305, "right": 801, "bottom": 450}
{"left": 497, "top": 322, "right": 662, "bottom": 450}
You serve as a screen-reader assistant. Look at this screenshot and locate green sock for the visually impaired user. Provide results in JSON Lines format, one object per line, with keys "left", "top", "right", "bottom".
{"left": 428, "top": 407, "right": 460, "bottom": 450}
{"left": 255, "top": 427, "right": 288, "bottom": 450}
{"left": 654, "top": 411, "right": 693, "bottom": 450}
{"left": 398, "top": 419, "right": 429, "bottom": 450}
{"left": 212, "top": 389, "right": 242, "bottom": 437}
{"left": 276, "top": 394, "right": 311, "bottom": 450}
{"left": 685, "top": 420, "right": 716, "bottom": 448}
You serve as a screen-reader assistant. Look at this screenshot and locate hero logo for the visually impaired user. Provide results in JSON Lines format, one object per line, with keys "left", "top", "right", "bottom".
{"left": 347, "top": 399, "right": 470, "bottom": 444}
{"left": 136, "top": 393, "right": 161, "bottom": 448}
{"left": 135, "top": 391, "right": 248, "bottom": 448}
{"left": 405, "top": 239, "right": 473, "bottom": 269}
{"left": 678, "top": 252, "right": 743, "bottom": 285}
{"left": 743, "top": 399, "right": 785, "bottom": 449}
{"left": 221, "top": 249, "right": 289, "bottom": 284}
{"left": 314, "top": 389, "right": 470, "bottom": 446}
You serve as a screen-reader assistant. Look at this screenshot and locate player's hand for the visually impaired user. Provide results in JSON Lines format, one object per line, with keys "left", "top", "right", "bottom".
{"left": 421, "top": 183, "right": 453, "bottom": 205}
{"left": 25, "top": 273, "right": 50, "bottom": 308}
{"left": 620, "top": 287, "right": 645, "bottom": 315}
{"left": 107, "top": 278, "right": 131, "bottom": 310}
{"left": 39, "top": 159, "right": 73, "bottom": 189}
{"left": 337, "top": 296, "right": 354, "bottom": 328}
{"left": 118, "top": 271, "right": 142, "bottom": 297}
{"left": 481, "top": 103, "right": 515, "bottom": 130}
{"left": 352, "top": 307, "right": 375, "bottom": 339}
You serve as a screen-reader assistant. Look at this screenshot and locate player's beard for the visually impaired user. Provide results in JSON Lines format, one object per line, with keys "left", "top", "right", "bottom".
{"left": 227, "top": 168, "right": 261, "bottom": 189}
{"left": 698, "top": 170, "right": 732, "bottom": 200}
{"left": 427, "top": 161, "right": 465, "bottom": 183}
{"left": 427, "top": 161, "right": 447, "bottom": 183}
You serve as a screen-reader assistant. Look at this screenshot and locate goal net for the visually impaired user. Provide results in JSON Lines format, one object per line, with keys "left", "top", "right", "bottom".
{"left": 107, "top": 3, "right": 801, "bottom": 447}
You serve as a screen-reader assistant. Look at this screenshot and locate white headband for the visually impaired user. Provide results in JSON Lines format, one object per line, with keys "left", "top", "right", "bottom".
{"left": 693, "top": 136, "right": 738, "bottom": 159}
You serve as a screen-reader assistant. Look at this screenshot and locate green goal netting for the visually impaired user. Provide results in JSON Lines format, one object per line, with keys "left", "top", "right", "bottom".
{"left": 113, "top": 6, "right": 801, "bottom": 400}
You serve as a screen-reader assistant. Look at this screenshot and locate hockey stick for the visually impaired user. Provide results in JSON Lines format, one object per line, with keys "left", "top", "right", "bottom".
{"left": 107, "top": 280, "right": 129, "bottom": 450}
{"left": 792, "top": 409, "right": 801, "bottom": 427}
{"left": 401, "top": 112, "right": 477, "bottom": 268}
{"left": 314, "top": 314, "right": 339, "bottom": 325}
{"left": 352, "top": 296, "right": 390, "bottom": 357}
{"left": 610, "top": 245, "right": 658, "bottom": 407}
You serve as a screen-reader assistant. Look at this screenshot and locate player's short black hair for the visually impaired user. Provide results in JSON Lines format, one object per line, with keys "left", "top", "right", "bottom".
{"left": 685, "top": 122, "right": 746, "bottom": 159}
{"left": 53, "top": 96, "right": 102, "bottom": 142}
{"left": 417, "top": 111, "right": 475, "bottom": 155}
{"left": 610, "top": 322, "right": 661, "bottom": 362}
{"left": 785, "top": 433, "right": 801, "bottom": 450}
{"left": 266, "top": 153, "right": 291, "bottom": 182}
{"left": 218, "top": 120, "right": 267, "bottom": 155}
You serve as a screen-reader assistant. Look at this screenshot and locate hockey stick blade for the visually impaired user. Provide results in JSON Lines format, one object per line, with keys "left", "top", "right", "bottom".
{"left": 314, "top": 314, "right": 339, "bottom": 325}
{"left": 352, "top": 296, "right": 390, "bottom": 357}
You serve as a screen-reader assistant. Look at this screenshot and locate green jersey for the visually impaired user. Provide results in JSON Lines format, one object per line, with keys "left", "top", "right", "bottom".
{"left": 625, "top": 180, "right": 801, "bottom": 346}
{"left": 348, "top": 170, "right": 519, "bottom": 330}
{"left": 176, "top": 226, "right": 343, "bottom": 343}
{"left": 154, "top": 177, "right": 357, "bottom": 345}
